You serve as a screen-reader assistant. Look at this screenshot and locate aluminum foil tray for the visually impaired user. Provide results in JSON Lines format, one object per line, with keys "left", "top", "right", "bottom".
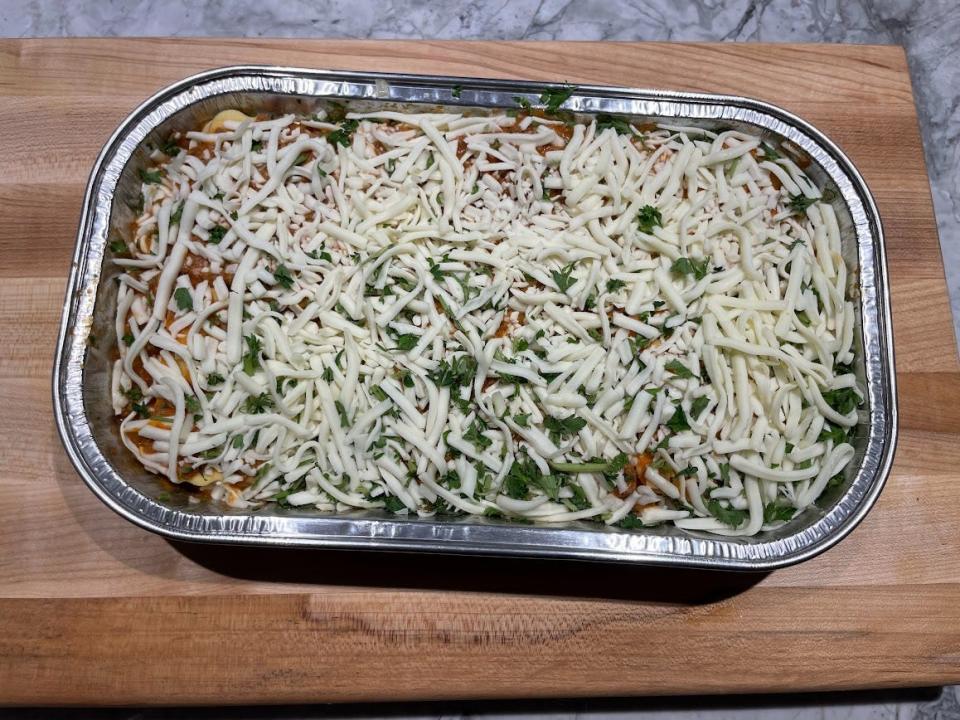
{"left": 53, "top": 66, "right": 897, "bottom": 569}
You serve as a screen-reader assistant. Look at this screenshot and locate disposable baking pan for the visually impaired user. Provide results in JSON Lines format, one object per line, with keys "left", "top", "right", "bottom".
{"left": 53, "top": 66, "right": 897, "bottom": 569}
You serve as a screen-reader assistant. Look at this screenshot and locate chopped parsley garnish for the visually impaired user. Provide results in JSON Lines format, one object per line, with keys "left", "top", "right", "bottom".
{"left": 173, "top": 287, "right": 193, "bottom": 312}
{"left": 326, "top": 119, "right": 359, "bottom": 148}
{"left": 463, "top": 420, "right": 492, "bottom": 451}
{"left": 122, "top": 332, "right": 135, "bottom": 346}
{"left": 206, "top": 372, "right": 225, "bottom": 386}
{"left": 427, "top": 257, "right": 446, "bottom": 283}
{"left": 273, "top": 264, "right": 295, "bottom": 290}
{"left": 665, "top": 404, "right": 690, "bottom": 433}
{"left": 334, "top": 400, "right": 350, "bottom": 428}
{"left": 138, "top": 168, "right": 164, "bottom": 185}
{"left": 606, "top": 278, "right": 627, "bottom": 293}
{"left": 818, "top": 423, "right": 849, "bottom": 446}
{"left": 670, "top": 256, "right": 710, "bottom": 281}
{"left": 719, "top": 463, "right": 731, "bottom": 483}
{"left": 393, "top": 334, "right": 418, "bottom": 352}
{"left": 665, "top": 359, "right": 694, "bottom": 379}
{"left": 502, "top": 454, "right": 540, "bottom": 499}
{"left": 513, "top": 412, "right": 530, "bottom": 428}
{"left": 763, "top": 503, "right": 796, "bottom": 524}
{"left": 109, "top": 238, "right": 128, "bottom": 255}
{"left": 539, "top": 85, "right": 576, "bottom": 114}
{"left": 595, "top": 114, "right": 634, "bottom": 135}
{"left": 544, "top": 413, "right": 587, "bottom": 442}
{"left": 383, "top": 495, "right": 407, "bottom": 513}
{"left": 170, "top": 202, "right": 183, "bottom": 224}
{"left": 242, "top": 334, "right": 263, "bottom": 375}
{"left": 308, "top": 249, "right": 333, "bottom": 262}
{"left": 185, "top": 395, "right": 201, "bottom": 414}
{"left": 207, "top": 225, "right": 227, "bottom": 244}
{"left": 759, "top": 142, "right": 780, "bottom": 161}
{"left": 158, "top": 137, "right": 180, "bottom": 156}
{"left": 690, "top": 395, "right": 709, "bottom": 420}
{"left": 707, "top": 499, "right": 748, "bottom": 528}
{"left": 618, "top": 515, "right": 646, "bottom": 529}
{"left": 243, "top": 393, "right": 274, "bottom": 414}
{"left": 821, "top": 387, "right": 861, "bottom": 416}
{"left": 636, "top": 205, "right": 662, "bottom": 234}
{"left": 788, "top": 193, "right": 817, "bottom": 214}
{"left": 451, "top": 84, "right": 463, "bottom": 99}
{"left": 550, "top": 262, "right": 578, "bottom": 293}
{"left": 429, "top": 355, "right": 477, "bottom": 387}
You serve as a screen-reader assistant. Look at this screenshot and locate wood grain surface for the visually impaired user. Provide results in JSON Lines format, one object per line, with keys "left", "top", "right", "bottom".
{"left": 0, "top": 39, "right": 958, "bottom": 706}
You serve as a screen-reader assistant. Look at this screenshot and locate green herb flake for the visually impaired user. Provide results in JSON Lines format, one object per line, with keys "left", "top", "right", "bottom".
{"left": 595, "top": 113, "right": 634, "bottom": 135}
{"left": 544, "top": 413, "right": 587, "bottom": 442}
{"left": 463, "top": 420, "right": 492, "bottom": 451}
{"left": 207, "top": 225, "right": 227, "bottom": 244}
{"left": 690, "top": 395, "right": 710, "bottom": 420}
{"left": 513, "top": 412, "right": 530, "bottom": 428}
{"left": 606, "top": 278, "right": 627, "bottom": 293}
{"left": 665, "top": 359, "right": 694, "bottom": 379}
{"left": 821, "top": 386, "right": 861, "bottom": 416}
{"left": 334, "top": 400, "right": 350, "bottom": 428}
{"left": 451, "top": 84, "right": 463, "bottom": 99}
{"left": 393, "top": 333, "right": 418, "bottom": 352}
{"left": 539, "top": 85, "right": 576, "bottom": 114}
{"left": 759, "top": 142, "right": 780, "bottom": 161}
{"left": 242, "top": 334, "right": 263, "bottom": 376}
{"left": 788, "top": 193, "right": 817, "bottom": 214}
{"left": 122, "top": 332, "right": 135, "bottom": 346}
{"left": 719, "top": 463, "right": 731, "bottom": 483}
{"left": 429, "top": 355, "right": 477, "bottom": 388}
{"left": 273, "top": 263, "right": 295, "bottom": 290}
{"left": 173, "top": 287, "right": 193, "bottom": 312}
{"left": 326, "top": 119, "right": 359, "bottom": 148}
{"left": 109, "top": 238, "right": 128, "bottom": 255}
{"left": 618, "top": 514, "right": 646, "bottom": 529}
{"left": 763, "top": 503, "right": 796, "bottom": 524}
{"left": 308, "top": 248, "right": 333, "bottom": 262}
{"left": 242, "top": 392, "right": 274, "bottom": 415}
{"left": 550, "top": 262, "right": 578, "bottom": 293}
{"left": 138, "top": 168, "right": 164, "bottom": 185}
{"left": 707, "top": 499, "right": 748, "bottom": 528}
{"left": 670, "top": 256, "right": 710, "bottom": 281}
{"left": 636, "top": 205, "right": 662, "bottom": 234}
{"left": 170, "top": 202, "right": 184, "bottom": 225}
{"left": 158, "top": 136, "right": 180, "bottom": 156}
{"left": 665, "top": 404, "right": 690, "bottom": 433}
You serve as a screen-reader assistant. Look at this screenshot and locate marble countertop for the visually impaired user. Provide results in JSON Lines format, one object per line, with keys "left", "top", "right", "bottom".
{"left": 2, "top": 1, "right": 959, "bottom": 718}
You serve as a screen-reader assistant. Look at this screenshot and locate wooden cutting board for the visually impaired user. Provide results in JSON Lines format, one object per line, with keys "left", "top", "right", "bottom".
{"left": 1, "top": 39, "right": 958, "bottom": 706}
